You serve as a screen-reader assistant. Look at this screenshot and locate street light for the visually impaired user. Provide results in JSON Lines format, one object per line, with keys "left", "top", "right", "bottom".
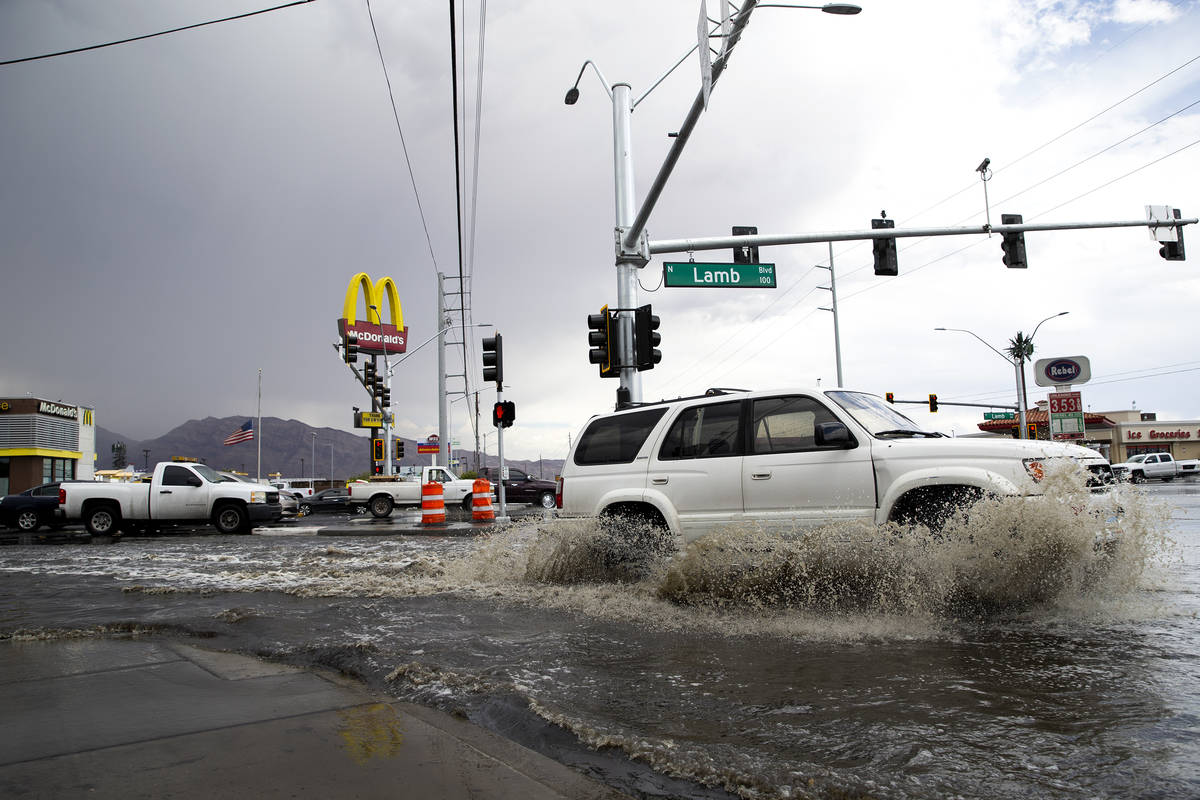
{"left": 1010, "top": 311, "right": 1070, "bottom": 422}
{"left": 935, "top": 311, "right": 1069, "bottom": 440}
{"left": 564, "top": 1, "right": 859, "bottom": 406}
{"left": 935, "top": 326, "right": 1027, "bottom": 437}
{"left": 310, "top": 432, "right": 316, "bottom": 483}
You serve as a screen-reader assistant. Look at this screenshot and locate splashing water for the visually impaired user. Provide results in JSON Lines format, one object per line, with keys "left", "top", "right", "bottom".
{"left": 653, "top": 461, "right": 1169, "bottom": 617}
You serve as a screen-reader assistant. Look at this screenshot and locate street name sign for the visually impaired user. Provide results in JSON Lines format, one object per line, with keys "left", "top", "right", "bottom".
{"left": 984, "top": 412, "right": 1016, "bottom": 420}
{"left": 1048, "top": 391, "right": 1085, "bottom": 441}
{"left": 663, "top": 262, "right": 777, "bottom": 288}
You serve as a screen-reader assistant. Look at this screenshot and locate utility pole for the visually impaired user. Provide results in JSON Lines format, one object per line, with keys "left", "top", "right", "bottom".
{"left": 437, "top": 273, "right": 448, "bottom": 468}
{"left": 817, "top": 241, "right": 844, "bottom": 387}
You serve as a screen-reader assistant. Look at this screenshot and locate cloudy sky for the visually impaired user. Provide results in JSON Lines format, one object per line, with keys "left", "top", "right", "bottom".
{"left": 2, "top": 0, "right": 1198, "bottom": 462}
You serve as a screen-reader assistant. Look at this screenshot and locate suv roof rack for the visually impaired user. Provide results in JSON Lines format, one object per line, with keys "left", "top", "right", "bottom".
{"left": 614, "top": 387, "right": 751, "bottom": 412}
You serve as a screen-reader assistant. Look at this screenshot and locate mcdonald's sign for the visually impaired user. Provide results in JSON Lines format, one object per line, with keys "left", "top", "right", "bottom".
{"left": 337, "top": 272, "right": 408, "bottom": 356}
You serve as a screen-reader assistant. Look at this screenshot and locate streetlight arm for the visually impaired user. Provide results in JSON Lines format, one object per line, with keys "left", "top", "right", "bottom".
{"left": 385, "top": 323, "right": 492, "bottom": 376}
{"left": 1030, "top": 311, "right": 1069, "bottom": 342}
{"left": 564, "top": 60, "right": 613, "bottom": 104}
{"left": 934, "top": 327, "right": 1013, "bottom": 363}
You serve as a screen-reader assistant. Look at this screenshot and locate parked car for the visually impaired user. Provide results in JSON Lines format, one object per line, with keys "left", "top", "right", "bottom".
{"left": 477, "top": 467, "right": 557, "bottom": 509}
{"left": 1110, "top": 452, "right": 1200, "bottom": 483}
{"left": 59, "top": 463, "right": 282, "bottom": 537}
{"left": 1, "top": 482, "right": 66, "bottom": 532}
{"left": 298, "top": 487, "right": 358, "bottom": 516}
{"left": 219, "top": 472, "right": 293, "bottom": 519}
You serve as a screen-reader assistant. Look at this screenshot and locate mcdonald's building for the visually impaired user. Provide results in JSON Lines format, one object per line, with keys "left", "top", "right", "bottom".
{"left": 0, "top": 398, "right": 96, "bottom": 495}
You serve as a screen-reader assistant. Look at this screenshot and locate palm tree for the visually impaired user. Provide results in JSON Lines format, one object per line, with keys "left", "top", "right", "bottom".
{"left": 1005, "top": 331, "right": 1034, "bottom": 363}
{"left": 1006, "top": 331, "right": 1035, "bottom": 433}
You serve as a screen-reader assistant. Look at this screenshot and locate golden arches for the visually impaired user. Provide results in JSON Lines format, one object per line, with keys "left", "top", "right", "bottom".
{"left": 342, "top": 272, "right": 405, "bottom": 330}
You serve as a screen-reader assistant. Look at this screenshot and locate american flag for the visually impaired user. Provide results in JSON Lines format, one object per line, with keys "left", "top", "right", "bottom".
{"left": 223, "top": 419, "right": 255, "bottom": 446}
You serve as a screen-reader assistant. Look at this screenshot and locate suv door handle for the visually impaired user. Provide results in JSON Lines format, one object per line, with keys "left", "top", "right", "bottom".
{"left": 651, "top": 477, "right": 669, "bottom": 485}
{"left": 751, "top": 472, "right": 772, "bottom": 480}
{"left": 160, "top": 490, "right": 173, "bottom": 494}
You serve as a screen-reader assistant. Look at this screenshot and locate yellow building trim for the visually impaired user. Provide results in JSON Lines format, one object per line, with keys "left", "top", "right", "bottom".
{"left": 0, "top": 448, "right": 83, "bottom": 459}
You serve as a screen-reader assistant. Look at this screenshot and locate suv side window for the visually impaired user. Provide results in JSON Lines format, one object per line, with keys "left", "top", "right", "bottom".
{"left": 658, "top": 400, "right": 743, "bottom": 460}
{"left": 751, "top": 395, "right": 842, "bottom": 454}
{"left": 162, "top": 466, "right": 195, "bottom": 486}
{"left": 574, "top": 408, "right": 668, "bottom": 465}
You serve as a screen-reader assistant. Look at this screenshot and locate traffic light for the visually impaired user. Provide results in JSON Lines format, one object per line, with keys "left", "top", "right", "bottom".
{"left": 885, "top": 392, "right": 894, "bottom": 404}
{"left": 587, "top": 305, "right": 618, "bottom": 378}
{"left": 872, "top": 218, "right": 898, "bottom": 276}
{"left": 732, "top": 226, "right": 759, "bottom": 264}
{"left": 380, "top": 387, "right": 390, "bottom": 407}
{"left": 343, "top": 331, "right": 359, "bottom": 364}
{"left": 482, "top": 333, "right": 503, "bottom": 385}
{"left": 372, "top": 438, "right": 384, "bottom": 461}
{"left": 928, "top": 394, "right": 938, "bottom": 413}
{"left": 634, "top": 304, "right": 662, "bottom": 371}
{"left": 1159, "top": 208, "right": 1186, "bottom": 260}
{"left": 395, "top": 440, "right": 404, "bottom": 460}
{"left": 1000, "top": 213, "right": 1028, "bottom": 268}
{"left": 492, "top": 401, "right": 515, "bottom": 428}
{"left": 1027, "top": 422, "right": 1038, "bottom": 440}
{"left": 363, "top": 360, "right": 376, "bottom": 386}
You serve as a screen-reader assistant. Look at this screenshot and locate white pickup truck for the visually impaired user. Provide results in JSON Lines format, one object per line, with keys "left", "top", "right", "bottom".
{"left": 59, "top": 462, "right": 282, "bottom": 537}
{"left": 1110, "top": 452, "right": 1200, "bottom": 483}
{"left": 349, "top": 466, "right": 483, "bottom": 518}
{"left": 557, "top": 388, "right": 1114, "bottom": 540}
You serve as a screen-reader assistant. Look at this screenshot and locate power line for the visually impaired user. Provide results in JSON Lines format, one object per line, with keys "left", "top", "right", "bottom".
{"left": 364, "top": 0, "right": 439, "bottom": 278}
{"left": 0, "top": 0, "right": 316, "bottom": 67}
{"left": 824, "top": 49, "right": 1200, "bottom": 279}
{"left": 951, "top": 360, "right": 1200, "bottom": 401}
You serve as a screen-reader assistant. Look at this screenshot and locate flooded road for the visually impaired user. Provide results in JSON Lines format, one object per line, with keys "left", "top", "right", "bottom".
{"left": 1, "top": 480, "right": 1197, "bottom": 799}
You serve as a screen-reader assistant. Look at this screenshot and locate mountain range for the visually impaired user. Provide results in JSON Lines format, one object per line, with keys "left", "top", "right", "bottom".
{"left": 94, "top": 416, "right": 563, "bottom": 483}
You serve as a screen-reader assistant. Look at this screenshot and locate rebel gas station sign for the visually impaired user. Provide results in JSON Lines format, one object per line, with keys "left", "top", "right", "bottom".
{"left": 337, "top": 272, "right": 408, "bottom": 356}
{"left": 1033, "top": 355, "right": 1091, "bottom": 387}
{"left": 1034, "top": 355, "right": 1091, "bottom": 442}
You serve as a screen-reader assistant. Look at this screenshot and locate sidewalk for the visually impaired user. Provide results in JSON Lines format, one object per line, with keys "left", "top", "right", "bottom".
{"left": 0, "top": 638, "right": 628, "bottom": 800}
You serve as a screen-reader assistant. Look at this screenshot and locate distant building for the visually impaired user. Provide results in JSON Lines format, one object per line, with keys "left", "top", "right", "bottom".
{"left": 977, "top": 404, "right": 1199, "bottom": 463}
{"left": 0, "top": 397, "right": 96, "bottom": 494}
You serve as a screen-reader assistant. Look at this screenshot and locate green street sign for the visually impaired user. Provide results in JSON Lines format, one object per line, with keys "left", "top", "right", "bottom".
{"left": 663, "top": 262, "right": 777, "bottom": 288}
{"left": 984, "top": 412, "right": 1016, "bottom": 420}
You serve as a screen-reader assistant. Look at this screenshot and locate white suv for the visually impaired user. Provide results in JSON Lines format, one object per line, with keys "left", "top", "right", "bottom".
{"left": 556, "top": 388, "right": 1113, "bottom": 541}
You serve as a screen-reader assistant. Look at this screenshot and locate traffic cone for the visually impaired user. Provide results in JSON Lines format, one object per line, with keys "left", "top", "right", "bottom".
{"left": 421, "top": 482, "right": 445, "bottom": 525}
{"left": 471, "top": 478, "right": 495, "bottom": 522}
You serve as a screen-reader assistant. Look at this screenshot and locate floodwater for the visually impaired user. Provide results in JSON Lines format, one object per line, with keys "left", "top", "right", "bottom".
{"left": 1, "top": 474, "right": 1197, "bottom": 800}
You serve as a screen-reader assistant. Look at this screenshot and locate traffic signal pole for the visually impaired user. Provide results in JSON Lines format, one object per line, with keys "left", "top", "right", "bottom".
{"left": 495, "top": 387, "right": 508, "bottom": 522}
{"left": 611, "top": 82, "right": 642, "bottom": 404}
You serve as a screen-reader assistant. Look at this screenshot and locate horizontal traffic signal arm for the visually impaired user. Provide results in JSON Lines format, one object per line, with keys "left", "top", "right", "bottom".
{"left": 889, "top": 398, "right": 1018, "bottom": 410}
{"left": 646, "top": 215, "right": 1197, "bottom": 255}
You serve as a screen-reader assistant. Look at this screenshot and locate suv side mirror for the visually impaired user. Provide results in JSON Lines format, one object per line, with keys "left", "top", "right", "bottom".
{"left": 814, "top": 421, "right": 854, "bottom": 449}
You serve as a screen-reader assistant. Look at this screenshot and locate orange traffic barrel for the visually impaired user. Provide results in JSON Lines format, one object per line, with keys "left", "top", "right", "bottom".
{"left": 421, "top": 482, "right": 445, "bottom": 525}
{"left": 471, "top": 478, "right": 495, "bottom": 522}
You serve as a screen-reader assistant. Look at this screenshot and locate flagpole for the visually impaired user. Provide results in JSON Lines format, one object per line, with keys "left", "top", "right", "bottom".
{"left": 256, "top": 369, "right": 262, "bottom": 481}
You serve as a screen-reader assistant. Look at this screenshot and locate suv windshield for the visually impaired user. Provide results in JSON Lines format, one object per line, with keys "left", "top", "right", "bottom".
{"left": 827, "top": 391, "right": 938, "bottom": 438}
